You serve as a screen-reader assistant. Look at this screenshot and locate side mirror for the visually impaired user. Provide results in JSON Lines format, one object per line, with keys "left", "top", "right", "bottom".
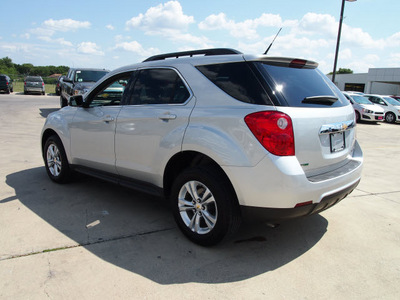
{"left": 63, "top": 77, "right": 73, "bottom": 83}
{"left": 69, "top": 95, "right": 84, "bottom": 107}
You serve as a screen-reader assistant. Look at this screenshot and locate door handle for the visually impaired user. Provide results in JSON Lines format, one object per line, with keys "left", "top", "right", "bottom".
{"left": 159, "top": 113, "right": 177, "bottom": 121}
{"left": 103, "top": 115, "right": 115, "bottom": 123}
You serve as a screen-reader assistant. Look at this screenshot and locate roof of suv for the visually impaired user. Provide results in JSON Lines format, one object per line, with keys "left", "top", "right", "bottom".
{"left": 111, "top": 48, "right": 319, "bottom": 75}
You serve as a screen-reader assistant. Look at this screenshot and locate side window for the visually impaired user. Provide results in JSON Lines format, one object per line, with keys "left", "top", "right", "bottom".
{"left": 196, "top": 62, "right": 272, "bottom": 105}
{"left": 88, "top": 73, "right": 132, "bottom": 107}
{"left": 128, "top": 68, "right": 190, "bottom": 105}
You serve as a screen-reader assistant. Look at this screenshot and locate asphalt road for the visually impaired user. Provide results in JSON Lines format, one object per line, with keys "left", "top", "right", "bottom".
{"left": 1, "top": 93, "right": 399, "bottom": 299}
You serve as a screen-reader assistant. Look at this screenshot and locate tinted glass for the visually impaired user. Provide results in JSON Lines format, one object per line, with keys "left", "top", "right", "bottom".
{"left": 26, "top": 77, "right": 43, "bottom": 82}
{"left": 257, "top": 63, "right": 348, "bottom": 107}
{"left": 196, "top": 62, "right": 272, "bottom": 105}
{"left": 75, "top": 70, "right": 108, "bottom": 82}
{"left": 0, "top": 76, "right": 7, "bottom": 82}
{"left": 129, "top": 68, "right": 190, "bottom": 105}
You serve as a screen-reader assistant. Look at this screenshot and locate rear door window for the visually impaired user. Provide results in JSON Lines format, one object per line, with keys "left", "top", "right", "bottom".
{"left": 127, "top": 68, "right": 190, "bottom": 105}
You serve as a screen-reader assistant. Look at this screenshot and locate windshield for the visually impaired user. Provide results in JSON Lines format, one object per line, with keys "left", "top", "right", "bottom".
{"left": 384, "top": 97, "right": 400, "bottom": 106}
{"left": 351, "top": 94, "right": 373, "bottom": 104}
{"left": 257, "top": 62, "right": 348, "bottom": 107}
{"left": 75, "top": 70, "right": 108, "bottom": 82}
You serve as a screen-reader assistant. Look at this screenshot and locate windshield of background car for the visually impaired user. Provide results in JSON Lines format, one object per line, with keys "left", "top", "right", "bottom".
{"left": 256, "top": 62, "right": 349, "bottom": 107}
{"left": 75, "top": 70, "right": 108, "bottom": 83}
{"left": 351, "top": 94, "right": 373, "bottom": 104}
{"left": 383, "top": 96, "right": 400, "bottom": 106}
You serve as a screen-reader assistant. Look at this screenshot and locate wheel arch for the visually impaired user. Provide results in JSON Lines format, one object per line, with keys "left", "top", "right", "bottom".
{"left": 163, "top": 151, "right": 238, "bottom": 202}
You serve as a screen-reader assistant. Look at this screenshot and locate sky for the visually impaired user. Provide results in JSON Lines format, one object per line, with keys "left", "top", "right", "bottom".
{"left": 0, "top": 0, "right": 399, "bottom": 74}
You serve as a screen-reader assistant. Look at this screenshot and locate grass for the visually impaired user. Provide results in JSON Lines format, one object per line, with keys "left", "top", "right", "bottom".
{"left": 12, "top": 81, "right": 56, "bottom": 94}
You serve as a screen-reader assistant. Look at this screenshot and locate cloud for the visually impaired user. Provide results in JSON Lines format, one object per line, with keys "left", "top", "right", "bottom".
{"left": 38, "top": 36, "right": 73, "bottom": 47}
{"left": 106, "top": 24, "right": 115, "bottom": 30}
{"left": 77, "top": 42, "right": 104, "bottom": 56}
{"left": 126, "top": 1, "right": 194, "bottom": 33}
{"left": 199, "top": 13, "right": 293, "bottom": 40}
{"left": 30, "top": 18, "right": 91, "bottom": 38}
{"left": 43, "top": 19, "right": 91, "bottom": 32}
{"left": 113, "top": 41, "right": 159, "bottom": 57}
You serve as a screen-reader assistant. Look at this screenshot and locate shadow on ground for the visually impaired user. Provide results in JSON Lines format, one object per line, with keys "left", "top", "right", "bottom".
{"left": 4, "top": 167, "right": 328, "bottom": 284}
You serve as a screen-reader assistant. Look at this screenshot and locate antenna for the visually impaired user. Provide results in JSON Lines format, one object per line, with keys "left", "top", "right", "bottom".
{"left": 264, "top": 28, "right": 282, "bottom": 55}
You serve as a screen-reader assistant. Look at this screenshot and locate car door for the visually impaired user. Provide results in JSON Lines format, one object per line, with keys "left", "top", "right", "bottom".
{"left": 115, "top": 67, "right": 195, "bottom": 186}
{"left": 69, "top": 71, "right": 133, "bottom": 174}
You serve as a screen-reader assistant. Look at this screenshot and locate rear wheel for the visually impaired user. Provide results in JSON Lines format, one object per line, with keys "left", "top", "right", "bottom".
{"left": 44, "top": 135, "right": 71, "bottom": 183}
{"left": 385, "top": 112, "right": 396, "bottom": 123}
{"left": 170, "top": 166, "right": 241, "bottom": 246}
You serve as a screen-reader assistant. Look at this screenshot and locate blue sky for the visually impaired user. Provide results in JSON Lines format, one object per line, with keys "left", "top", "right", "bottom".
{"left": 1, "top": 0, "right": 399, "bottom": 74}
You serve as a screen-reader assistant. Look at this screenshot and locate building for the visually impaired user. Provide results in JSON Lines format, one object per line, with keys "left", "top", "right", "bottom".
{"left": 328, "top": 68, "right": 400, "bottom": 95}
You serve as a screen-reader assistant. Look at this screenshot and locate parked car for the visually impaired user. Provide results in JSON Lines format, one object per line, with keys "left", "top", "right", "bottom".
{"left": 41, "top": 48, "right": 363, "bottom": 246}
{"left": 60, "top": 68, "right": 109, "bottom": 107}
{"left": 55, "top": 76, "right": 65, "bottom": 96}
{"left": 363, "top": 94, "right": 400, "bottom": 123}
{"left": 24, "top": 76, "right": 45, "bottom": 95}
{"left": 390, "top": 95, "right": 400, "bottom": 102}
{"left": 342, "top": 92, "right": 384, "bottom": 122}
{"left": 0, "top": 74, "right": 13, "bottom": 94}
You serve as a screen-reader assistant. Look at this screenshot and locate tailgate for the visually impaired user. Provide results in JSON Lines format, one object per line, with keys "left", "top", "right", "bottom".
{"left": 278, "top": 105, "right": 356, "bottom": 176}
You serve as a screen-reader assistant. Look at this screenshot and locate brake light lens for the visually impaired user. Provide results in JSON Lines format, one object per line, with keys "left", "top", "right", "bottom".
{"left": 245, "top": 111, "right": 295, "bottom": 156}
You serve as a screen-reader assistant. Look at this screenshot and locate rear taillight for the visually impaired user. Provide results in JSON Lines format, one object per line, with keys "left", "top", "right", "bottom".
{"left": 42, "top": 82, "right": 45, "bottom": 86}
{"left": 244, "top": 111, "right": 295, "bottom": 156}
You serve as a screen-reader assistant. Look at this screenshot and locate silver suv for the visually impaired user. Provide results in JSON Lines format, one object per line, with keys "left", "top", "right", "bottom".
{"left": 41, "top": 48, "right": 363, "bottom": 245}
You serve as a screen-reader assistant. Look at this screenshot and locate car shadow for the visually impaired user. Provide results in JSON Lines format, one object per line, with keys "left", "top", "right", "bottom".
{"left": 39, "top": 108, "right": 59, "bottom": 118}
{"left": 5, "top": 167, "right": 328, "bottom": 284}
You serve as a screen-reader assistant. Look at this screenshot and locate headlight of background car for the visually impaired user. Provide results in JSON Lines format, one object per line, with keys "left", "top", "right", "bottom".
{"left": 74, "top": 88, "right": 89, "bottom": 95}
{"left": 362, "top": 108, "right": 373, "bottom": 114}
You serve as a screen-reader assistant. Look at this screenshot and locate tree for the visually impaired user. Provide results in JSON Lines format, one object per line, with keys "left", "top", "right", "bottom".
{"left": 328, "top": 68, "right": 354, "bottom": 75}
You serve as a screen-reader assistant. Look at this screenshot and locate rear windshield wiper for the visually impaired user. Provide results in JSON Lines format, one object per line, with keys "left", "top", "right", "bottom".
{"left": 302, "top": 96, "right": 338, "bottom": 105}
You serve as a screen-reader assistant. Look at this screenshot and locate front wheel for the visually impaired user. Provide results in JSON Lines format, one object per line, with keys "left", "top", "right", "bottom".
{"left": 170, "top": 166, "right": 241, "bottom": 246}
{"left": 60, "top": 96, "right": 68, "bottom": 108}
{"left": 385, "top": 112, "right": 396, "bottom": 123}
{"left": 43, "top": 135, "right": 71, "bottom": 183}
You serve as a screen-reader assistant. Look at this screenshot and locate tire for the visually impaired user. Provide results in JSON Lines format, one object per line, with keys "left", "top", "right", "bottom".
{"left": 60, "top": 96, "right": 68, "bottom": 108}
{"left": 43, "top": 135, "right": 71, "bottom": 183}
{"left": 355, "top": 111, "right": 360, "bottom": 122}
{"left": 6, "top": 88, "right": 10, "bottom": 94}
{"left": 42, "top": 92, "right": 45, "bottom": 95}
{"left": 170, "top": 166, "right": 241, "bottom": 246}
{"left": 385, "top": 112, "right": 396, "bottom": 123}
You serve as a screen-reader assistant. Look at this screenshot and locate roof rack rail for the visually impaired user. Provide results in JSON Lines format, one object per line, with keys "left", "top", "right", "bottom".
{"left": 143, "top": 48, "right": 242, "bottom": 62}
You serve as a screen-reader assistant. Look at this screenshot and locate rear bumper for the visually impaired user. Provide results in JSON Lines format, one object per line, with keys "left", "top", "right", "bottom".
{"left": 241, "top": 179, "right": 359, "bottom": 221}
{"left": 222, "top": 140, "right": 363, "bottom": 209}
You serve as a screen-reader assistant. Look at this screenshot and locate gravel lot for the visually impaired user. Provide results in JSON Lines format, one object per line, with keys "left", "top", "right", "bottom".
{"left": 1, "top": 93, "right": 399, "bottom": 299}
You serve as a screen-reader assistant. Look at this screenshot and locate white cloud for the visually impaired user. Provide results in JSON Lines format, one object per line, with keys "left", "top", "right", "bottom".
{"left": 38, "top": 36, "right": 73, "bottom": 47}
{"left": 77, "top": 42, "right": 104, "bottom": 56}
{"left": 114, "top": 41, "right": 159, "bottom": 57}
{"left": 43, "top": 19, "right": 91, "bottom": 32}
{"left": 199, "top": 12, "right": 287, "bottom": 40}
{"left": 126, "top": 1, "right": 194, "bottom": 33}
{"left": 106, "top": 24, "right": 115, "bottom": 30}
{"left": 30, "top": 18, "right": 91, "bottom": 39}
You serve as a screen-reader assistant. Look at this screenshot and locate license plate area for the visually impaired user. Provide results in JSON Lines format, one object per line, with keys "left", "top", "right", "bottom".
{"left": 330, "top": 132, "right": 345, "bottom": 153}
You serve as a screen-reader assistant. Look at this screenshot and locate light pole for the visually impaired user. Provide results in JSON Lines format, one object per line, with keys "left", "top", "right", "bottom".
{"left": 332, "top": 0, "right": 356, "bottom": 84}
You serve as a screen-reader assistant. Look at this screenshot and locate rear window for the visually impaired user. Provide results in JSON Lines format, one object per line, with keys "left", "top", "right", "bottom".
{"left": 196, "top": 62, "right": 272, "bottom": 105}
{"left": 75, "top": 70, "right": 108, "bottom": 83}
{"left": 26, "top": 77, "right": 43, "bottom": 82}
{"left": 257, "top": 62, "right": 348, "bottom": 107}
{"left": 0, "top": 76, "right": 7, "bottom": 82}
